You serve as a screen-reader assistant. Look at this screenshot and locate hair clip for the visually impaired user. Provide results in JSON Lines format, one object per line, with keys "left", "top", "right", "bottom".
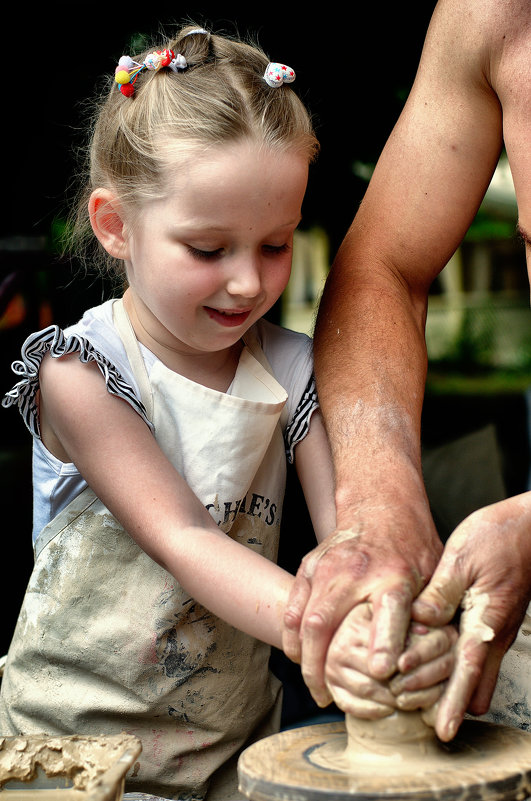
{"left": 115, "top": 50, "right": 188, "bottom": 96}
{"left": 184, "top": 28, "right": 208, "bottom": 36}
{"left": 263, "top": 63, "right": 295, "bottom": 88}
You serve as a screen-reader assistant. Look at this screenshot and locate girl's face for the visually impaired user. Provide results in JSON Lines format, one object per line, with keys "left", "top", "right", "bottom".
{"left": 121, "top": 140, "right": 309, "bottom": 371}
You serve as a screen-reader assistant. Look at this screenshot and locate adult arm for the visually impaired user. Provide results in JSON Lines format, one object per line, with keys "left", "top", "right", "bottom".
{"left": 283, "top": 0, "right": 504, "bottom": 706}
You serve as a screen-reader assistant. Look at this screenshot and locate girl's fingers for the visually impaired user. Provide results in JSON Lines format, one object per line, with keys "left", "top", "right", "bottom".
{"left": 398, "top": 624, "right": 458, "bottom": 673}
{"left": 394, "top": 683, "right": 446, "bottom": 711}
{"left": 391, "top": 650, "right": 455, "bottom": 694}
{"left": 328, "top": 687, "right": 395, "bottom": 719}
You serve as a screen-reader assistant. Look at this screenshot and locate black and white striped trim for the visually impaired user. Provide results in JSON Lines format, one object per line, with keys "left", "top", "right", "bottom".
{"left": 1, "top": 326, "right": 150, "bottom": 438}
{"left": 285, "top": 374, "right": 319, "bottom": 463}
{"left": 2, "top": 326, "right": 318, "bottom": 460}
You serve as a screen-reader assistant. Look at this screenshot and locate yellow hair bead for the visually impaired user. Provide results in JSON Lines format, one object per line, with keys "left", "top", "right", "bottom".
{"left": 115, "top": 69, "right": 131, "bottom": 85}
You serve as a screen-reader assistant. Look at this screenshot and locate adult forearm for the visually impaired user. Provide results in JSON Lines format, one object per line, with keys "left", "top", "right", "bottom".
{"left": 281, "top": 241, "right": 442, "bottom": 701}
{"left": 314, "top": 228, "right": 431, "bottom": 530}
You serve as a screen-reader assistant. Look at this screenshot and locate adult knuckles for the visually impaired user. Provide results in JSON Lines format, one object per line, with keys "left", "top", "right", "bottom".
{"left": 303, "top": 610, "right": 333, "bottom": 636}
{"left": 371, "top": 584, "right": 416, "bottom": 627}
{"left": 283, "top": 606, "right": 303, "bottom": 630}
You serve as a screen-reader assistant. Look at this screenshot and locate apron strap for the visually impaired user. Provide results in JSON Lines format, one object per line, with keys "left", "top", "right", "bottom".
{"left": 242, "top": 328, "right": 289, "bottom": 429}
{"left": 242, "top": 328, "right": 276, "bottom": 379}
{"left": 112, "top": 298, "right": 154, "bottom": 423}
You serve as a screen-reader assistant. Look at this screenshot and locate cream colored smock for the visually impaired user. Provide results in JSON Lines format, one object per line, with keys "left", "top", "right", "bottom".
{"left": 0, "top": 300, "right": 291, "bottom": 800}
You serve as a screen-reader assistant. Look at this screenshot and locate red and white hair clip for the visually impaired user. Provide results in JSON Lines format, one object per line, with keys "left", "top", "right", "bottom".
{"left": 263, "top": 63, "right": 295, "bottom": 88}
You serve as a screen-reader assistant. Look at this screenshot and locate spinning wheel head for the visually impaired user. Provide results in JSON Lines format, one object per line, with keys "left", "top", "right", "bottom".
{"left": 238, "top": 718, "right": 531, "bottom": 801}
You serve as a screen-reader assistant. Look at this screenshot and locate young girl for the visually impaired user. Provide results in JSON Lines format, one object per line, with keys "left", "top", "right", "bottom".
{"left": 1, "top": 25, "right": 455, "bottom": 801}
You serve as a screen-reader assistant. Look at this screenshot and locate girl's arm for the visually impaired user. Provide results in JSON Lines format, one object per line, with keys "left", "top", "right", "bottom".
{"left": 39, "top": 353, "right": 294, "bottom": 649}
{"left": 293, "top": 409, "right": 336, "bottom": 543}
{"left": 290, "top": 409, "right": 337, "bottom": 700}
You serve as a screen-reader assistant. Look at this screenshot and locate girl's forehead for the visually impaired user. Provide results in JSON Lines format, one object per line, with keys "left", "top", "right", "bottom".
{"left": 155, "top": 141, "right": 309, "bottom": 217}
{"left": 164, "top": 139, "right": 308, "bottom": 185}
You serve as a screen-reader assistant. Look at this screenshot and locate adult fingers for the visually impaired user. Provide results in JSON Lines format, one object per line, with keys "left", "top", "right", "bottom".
{"left": 282, "top": 572, "right": 312, "bottom": 664}
{"left": 300, "top": 573, "right": 366, "bottom": 706}
{"left": 434, "top": 634, "right": 490, "bottom": 741}
{"left": 368, "top": 585, "right": 415, "bottom": 679}
{"left": 466, "top": 642, "right": 507, "bottom": 716}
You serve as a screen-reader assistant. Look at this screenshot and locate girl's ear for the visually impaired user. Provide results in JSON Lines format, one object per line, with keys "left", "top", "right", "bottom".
{"left": 88, "top": 189, "right": 130, "bottom": 259}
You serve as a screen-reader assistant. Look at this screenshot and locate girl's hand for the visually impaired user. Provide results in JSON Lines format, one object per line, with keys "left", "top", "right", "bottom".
{"left": 324, "top": 604, "right": 457, "bottom": 718}
{"left": 324, "top": 603, "right": 397, "bottom": 718}
{"left": 390, "top": 621, "right": 458, "bottom": 711}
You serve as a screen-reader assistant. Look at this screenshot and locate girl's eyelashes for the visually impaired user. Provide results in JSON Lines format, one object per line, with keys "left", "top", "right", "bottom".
{"left": 187, "top": 243, "right": 292, "bottom": 261}
{"left": 187, "top": 246, "right": 224, "bottom": 260}
{"left": 262, "top": 243, "right": 291, "bottom": 256}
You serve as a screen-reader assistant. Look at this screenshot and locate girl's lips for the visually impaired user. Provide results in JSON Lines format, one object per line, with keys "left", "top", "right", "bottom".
{"left": 204, "top": 307, "right": 252, "bottom": 327}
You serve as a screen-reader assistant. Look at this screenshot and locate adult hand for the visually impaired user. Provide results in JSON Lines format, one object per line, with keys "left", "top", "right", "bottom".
{"left": 412, "top": 494, "right": 531, "bottom": 741}
{"left": 282, "top": 504, "right": 442, "bottom": 707}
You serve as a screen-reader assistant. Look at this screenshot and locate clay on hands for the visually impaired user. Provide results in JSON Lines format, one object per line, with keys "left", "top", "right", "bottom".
{"left": 324, "top": 602, "right": 457, "bottom": 726}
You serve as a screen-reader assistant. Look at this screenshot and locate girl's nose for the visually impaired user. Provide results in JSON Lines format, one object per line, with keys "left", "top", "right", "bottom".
{"left": 226, "top": 255, "right": 262, "bottom": 298}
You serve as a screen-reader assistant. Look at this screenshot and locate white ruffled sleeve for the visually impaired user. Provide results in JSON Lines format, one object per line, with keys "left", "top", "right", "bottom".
{"left": 2, "top": 321, "right": 151, "bottom": 439}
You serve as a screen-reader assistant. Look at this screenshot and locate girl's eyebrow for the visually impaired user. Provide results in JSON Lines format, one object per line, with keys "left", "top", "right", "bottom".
{"left": 170, "top": 216, "right": 303, "bottom": 234}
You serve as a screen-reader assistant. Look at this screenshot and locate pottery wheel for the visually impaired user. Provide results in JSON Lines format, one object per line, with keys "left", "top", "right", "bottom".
{"left": 238, "top": 716, "right": 531, "bottom": 801}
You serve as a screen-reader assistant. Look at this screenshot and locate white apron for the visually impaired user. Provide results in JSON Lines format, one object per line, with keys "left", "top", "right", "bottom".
{"left": 0, "top": 299, "right": 289, "bottom": 800}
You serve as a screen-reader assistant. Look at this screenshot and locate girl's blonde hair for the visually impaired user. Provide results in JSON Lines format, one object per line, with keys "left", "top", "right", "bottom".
{"left": 71, "top": 24, "right": 319, "bottom": 278}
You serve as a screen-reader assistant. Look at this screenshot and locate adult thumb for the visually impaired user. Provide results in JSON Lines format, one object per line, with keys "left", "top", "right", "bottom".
{"left": 412, "top": 558, "right": 465, "bottom": 627}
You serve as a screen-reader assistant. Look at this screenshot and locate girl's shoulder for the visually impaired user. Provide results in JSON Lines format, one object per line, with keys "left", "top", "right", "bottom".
{"left": 251, "top": 318, "right": 317, "bottom": 463}
{"left": 63, "top": 298, "right": 127, "bottom": 360}
{"left": 251, "top": 317, "right": 313, "bottom": 384}
{"left": 2, "top": 299, "right": 150, "bottom": 438}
